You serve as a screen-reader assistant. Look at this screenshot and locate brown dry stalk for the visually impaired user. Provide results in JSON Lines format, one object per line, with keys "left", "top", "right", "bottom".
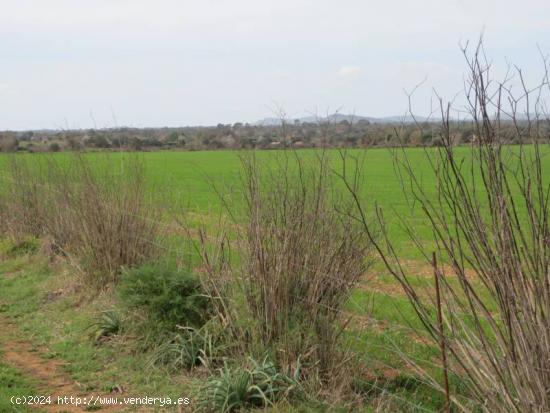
{"left": 1, "top": 153, "right": 160, "bottom": 287}
{"left": 341, "top": 38, "right": 550, "bottom": 412}
{"left": 197, "top": 150, "right": 375, "bottom": 383}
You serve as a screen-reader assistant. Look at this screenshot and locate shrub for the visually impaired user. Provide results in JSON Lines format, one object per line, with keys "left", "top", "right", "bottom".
{"left": 63, "top": 155, "right": 160, "bottom": 284}
{"left": 48, "top": 143, "right": 61, "bottom": 152}
{"left": 197, "top": 151, "right": 373, "bottom": 391}
{"left": 240, "top": 152, "right": 372, "bottom": 376}
{"left": 197, "top": 357, "right": 302, "bottom": 413}
{"left": 1, "top": 154, "right": 160, "bottom": 286}
{"left": 1, "top": 157, "right": 48, "bottom": 239}
{"left": 119, "top": 264, "right": 211, "bottom": 329}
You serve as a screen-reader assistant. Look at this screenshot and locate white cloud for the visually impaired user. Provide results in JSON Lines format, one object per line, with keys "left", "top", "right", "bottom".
{"left": 338, "top": 66, "right": 362, "bottom": 78}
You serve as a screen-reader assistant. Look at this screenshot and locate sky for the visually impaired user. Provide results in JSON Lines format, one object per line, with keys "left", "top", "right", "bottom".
{"left": 0, "top": 0, "right": 549, "bottom": 130}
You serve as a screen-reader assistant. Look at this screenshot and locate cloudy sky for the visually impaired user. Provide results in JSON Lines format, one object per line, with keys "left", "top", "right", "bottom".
{"left": 0, "top": 0, "right": 549, "bottom": 130}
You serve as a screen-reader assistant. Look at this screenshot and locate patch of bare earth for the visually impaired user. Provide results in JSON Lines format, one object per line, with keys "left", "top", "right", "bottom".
{"left": 360, "top": 259, "right": 477, "bottom": 298}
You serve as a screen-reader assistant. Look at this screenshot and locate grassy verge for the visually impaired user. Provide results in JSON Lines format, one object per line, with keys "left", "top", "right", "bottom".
{"left": 0, "top": 246, "right": 197, "bottom": 406}
{"left": 0, "top": 237, "right": 457, "bottom": 412}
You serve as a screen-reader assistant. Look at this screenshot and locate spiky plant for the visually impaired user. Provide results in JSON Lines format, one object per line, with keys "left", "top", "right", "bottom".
{"left": 197, "top": 357, "right": 302, "bottom": 412}
{"left": 87, "top": 310, "right": 122, "bottom": 343}
{"left": 149, "top": 326, "right": 217, "bottom": 371}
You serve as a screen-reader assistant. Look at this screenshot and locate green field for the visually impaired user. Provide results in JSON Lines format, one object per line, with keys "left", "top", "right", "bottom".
{"left": 3, "top": 146, "right": 523, "bottom": 256}
{"left": 0, "top": 146, "right": 549, "bottom": 412}
{"left": 2, "top": 145, "right": 541, "bottom": 256}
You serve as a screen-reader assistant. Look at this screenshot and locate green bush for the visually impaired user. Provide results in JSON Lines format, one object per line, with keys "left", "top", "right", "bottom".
{"left": 119, "top": 264, "right": 211, "bottom": 329}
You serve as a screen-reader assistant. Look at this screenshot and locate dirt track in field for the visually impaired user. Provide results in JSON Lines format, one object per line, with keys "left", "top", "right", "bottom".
{"left": 361, "top": 259, "right": 478, "bottom": 297}
{"left": 0, "top": 315, "right": 126, "bottom": 412}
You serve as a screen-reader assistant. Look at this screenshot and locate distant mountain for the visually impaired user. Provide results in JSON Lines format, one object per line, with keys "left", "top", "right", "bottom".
{"left": 255, "top": 113, "right": 431, "bottom": 126}
{"left": 376, "top": 115, "right": 433, "bottom": 123}
{"left": 255, "top": 117, "right": 288, "bottom": 126}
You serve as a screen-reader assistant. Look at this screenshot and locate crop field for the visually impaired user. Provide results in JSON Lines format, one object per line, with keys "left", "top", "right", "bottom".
{"left": 3, "top": 145, "right": 543, "bottom": 252}
{"left": 141, "top": 148, "right": 434, "bottom": 257}
{"left": 0, "top": 145, "right": 549, "bottom": 412}
{"left": 0, "top": 147, "right": 502, "bottom": 250}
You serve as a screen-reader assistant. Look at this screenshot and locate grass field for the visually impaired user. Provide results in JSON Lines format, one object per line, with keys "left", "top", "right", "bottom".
{"left": 3, "top": 145, "right": 545, "bottom": 254}
{"left": 0, "top": 146, "right": 549, "bottom": 412}
{"left": 5, "top": 146, "right": 538, "bottom": 255}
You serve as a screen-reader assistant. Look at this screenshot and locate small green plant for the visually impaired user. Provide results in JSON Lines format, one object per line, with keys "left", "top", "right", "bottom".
{"left": 149, "top": 326, "right": 217, "bottom": 371}
{"left": 87, "top": 310, "right": 122, "bottom": 342}
{"left": 119, "top": 264, "right": 211, "bottom": 330}
{"left": 197, "top": 357, "right": 302, "bottom": 412}
{"left": 5, "top": 238, "right": 40, "bottom": 257}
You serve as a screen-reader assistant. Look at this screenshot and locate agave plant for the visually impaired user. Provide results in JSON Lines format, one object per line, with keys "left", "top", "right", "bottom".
{"left": 149, "top": 326, "right": 218, "bottom": 371}
{"left": 87, "top": 310, "right": 122, "bottom": 343}
{"left": 197, "top": 356, "right": 302, "bottom": 412}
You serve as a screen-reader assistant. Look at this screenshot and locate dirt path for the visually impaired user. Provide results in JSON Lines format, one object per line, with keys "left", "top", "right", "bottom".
{"left": 0, "top": 316, "right": 125, "bottom": 412}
